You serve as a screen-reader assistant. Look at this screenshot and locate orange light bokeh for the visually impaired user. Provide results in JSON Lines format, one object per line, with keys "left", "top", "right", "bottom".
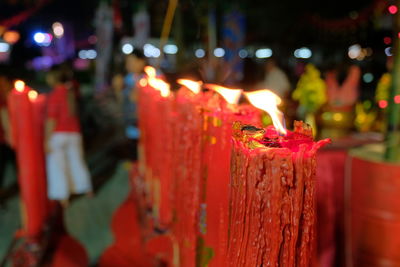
{"left": 3, "top": 31, "right": 20, "bottom": 44}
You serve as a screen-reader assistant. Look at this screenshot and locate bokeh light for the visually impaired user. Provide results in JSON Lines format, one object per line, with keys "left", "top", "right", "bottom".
{"left": 122, "top": 43, "right": 134, "bottom": 55}
{"left": 3, "top": 31, "right": 20, "bottom": 44}
{"left": 195, "top": 48, "right": 205, "bottom": 58}
{"left": 389, "top": 5, "right": 398, "bottom": 14}
{"left": 213, "top": 47, "right": 225, "bottom": 57}
{"left": 52, "top": 22, "right": 64, "bottom": 38}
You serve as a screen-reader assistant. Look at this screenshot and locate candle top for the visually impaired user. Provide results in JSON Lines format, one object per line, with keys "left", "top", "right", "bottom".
{"left": 233, "top": 121, "right": 330, "bottom": 152}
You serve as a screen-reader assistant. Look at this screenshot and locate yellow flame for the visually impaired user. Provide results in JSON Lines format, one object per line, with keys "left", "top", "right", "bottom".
{"left": 245, "top": 90, "right": 287, "bottom": 135}
{"left": 149, "top": 78, "right": 170, "bottom": 97}
{"left": 205, "top": 84, "right": 243, "bottom": 104}
{"left": 15, "top": 80, "right": 25, "bottom": 92}
{"left": 28, "top": 90, "right": 38, "bottom": 101}
{"left": 177, "top": 79, "right": 202, "bottom": 94}
{"left": 144, "top": 66, "right": 170, "bottom": 97}
{"left": 144, "top": 66, "right": 156, "bottom": 78}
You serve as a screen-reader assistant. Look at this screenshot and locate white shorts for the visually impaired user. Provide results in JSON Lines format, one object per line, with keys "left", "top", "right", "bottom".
{"left": 46, "top": 132, "right": 92, "bottom": 200}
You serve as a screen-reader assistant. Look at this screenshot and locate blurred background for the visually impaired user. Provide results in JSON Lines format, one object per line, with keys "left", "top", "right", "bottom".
{"left": 0, "top": 0, "right": 399, "bottom": 266}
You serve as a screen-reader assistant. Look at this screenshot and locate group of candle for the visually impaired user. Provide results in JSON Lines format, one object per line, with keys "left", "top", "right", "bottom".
{"left": 137, "top": 67, "right": 329, "bottom": 266}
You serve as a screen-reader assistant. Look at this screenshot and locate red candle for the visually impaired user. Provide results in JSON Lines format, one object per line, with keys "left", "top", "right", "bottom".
{"left": 7, "top": 81, "right": 49, "bottom": 238}
{"left": 138, "top": 67, "right": 175, "bottom": 228}
{"left": 29, "top": 91, "right": 50, "bottom": 227}
{"left": 226, "top": 90, "right": 330, "bottom": 266}
{"left": 137, "top": 75, "right": 155, "bottom": 209}
{"left": 172, "top": 80, "right": 209, "bottom": 267}
{"left": 199, "top": 84, "right": 261, "bottom": 267}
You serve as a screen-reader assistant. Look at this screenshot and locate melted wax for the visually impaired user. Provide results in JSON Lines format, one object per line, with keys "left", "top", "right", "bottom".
{"left": 228, "top": 121, "right": 330, "bottom": 267}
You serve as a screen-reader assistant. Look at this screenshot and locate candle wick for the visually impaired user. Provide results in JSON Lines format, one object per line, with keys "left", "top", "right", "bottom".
{"left": 278, "top": 114, "right": 286, "bottom": 136}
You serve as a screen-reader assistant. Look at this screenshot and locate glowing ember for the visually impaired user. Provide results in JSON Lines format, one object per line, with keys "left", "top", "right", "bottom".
{"left": 177, "top": 79, "right": 202, "bottom": 94}
{"left": 244, "top": 89, "right": 287, "bottom": 135}
{"left": 28, "top": 90, "right": 38, "bottom": 100}
{"left": 205, "top": 84, "right": 243, "bottom": 104}
{"left": 14, "top": 80, "right": 25, "bottom": 92}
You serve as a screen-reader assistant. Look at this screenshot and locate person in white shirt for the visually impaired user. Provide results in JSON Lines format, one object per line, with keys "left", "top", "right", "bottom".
{"left": 259, "top": 58, "right": 291, "bottom": 98}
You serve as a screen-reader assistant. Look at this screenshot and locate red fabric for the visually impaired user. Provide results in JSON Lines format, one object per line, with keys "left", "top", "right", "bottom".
{"left": 349, "top": 155, "right": 400, "bottom": 266}
{"left": 51, "top": 235, "right": 88, "bottom": 267}
{"left": 99, "top": 193, "right": 154, "bottom": 267}
{"left": 47, "top": 85, "right": 80, "bottom": 133}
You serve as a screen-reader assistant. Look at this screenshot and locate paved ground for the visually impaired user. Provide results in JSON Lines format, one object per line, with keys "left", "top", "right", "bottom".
{"left": 65, "top": 162, "right": 131, "bottom": 265}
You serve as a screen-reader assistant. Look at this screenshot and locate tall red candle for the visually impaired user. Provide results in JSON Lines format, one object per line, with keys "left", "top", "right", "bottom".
{"left": 7, "top": 81, "right": 48, "bottom": 238}
{"left": 198, "top": 84, "right": 261, "bottom": 267}
{"left": 228, "top": 120, "right": 329, "bottom": 266}
{"left": 137, "top": 67, "right": 174, "bottom": 228}
{"left": 172, "top": 83, "right": 209, "bottom": 267}
{"left": 149, "top": 82, "right": 173, "bottom": 228}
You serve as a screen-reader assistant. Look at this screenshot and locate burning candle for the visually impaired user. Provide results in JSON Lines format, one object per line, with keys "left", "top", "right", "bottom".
{"left": 138, "top": 66, "right": 173, "bottom": 228}
{"left": 7, "top": 81, "right": 49, "bottom": 238}
{"left": 172, "top": 78, "right": 209, "bottom": 267}
{"left": 198, "top": 84, "right": 261, "bottom": 267}
{"left": 227, "top": 89, "right": 330, "bottom": 266}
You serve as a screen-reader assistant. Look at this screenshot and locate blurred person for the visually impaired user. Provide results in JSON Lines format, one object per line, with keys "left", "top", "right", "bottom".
{"left": 259, "top": 58, "right": 291, "bottom": 98}
{"left": 112, "top": 72, "right": 125, "bottom": 105}
{"left": 60, "top": 60, "right": 81, "bottom": 103}
{"left": 45, "top": 66, "right": 92, "bottom": 206}
{"left": 0, "top": 74, "right": 16, "bottom": 193}
{"left": 116, "top": 49, "right": 147, "bottom": 160}
{"left": 122, "top": 49, "right": 147, "bottom": 127}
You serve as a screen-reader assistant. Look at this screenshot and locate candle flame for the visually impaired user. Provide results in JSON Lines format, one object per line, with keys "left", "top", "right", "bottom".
{"left": 28, "top": 90, "right": 38, "bottom": 101}
{"left": 177, "top": 79, "right": 202, "bottom": 94}
{"left": 144, "top": 66, "right": 156, "bottom": 78}
{"left": 245, "top": 90, "right": 287, "bottom": 135}
{"left": 15, "top": 80, "right": 25, "bottom": 92}
{"left": 144, "top": 66, "right": 170, "bottom": 97}
{"left": 205, "top": 84, "right": 243, "bottom": 104}
{"left": 150, "top": 78, "right": 170, "bottom": 97}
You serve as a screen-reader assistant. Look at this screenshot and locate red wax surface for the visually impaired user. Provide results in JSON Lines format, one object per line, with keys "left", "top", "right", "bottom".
{"left": 228, "top": 124, "right": 329, "bottom": 266}
{"left": 200, "top": 104, "right": 261, "bottom": 267}
{"left": 137, "top": 82, "right": 175, "bottom": 228}
{"left": 171, "top": 88, "right": 207, "bottom": 267}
